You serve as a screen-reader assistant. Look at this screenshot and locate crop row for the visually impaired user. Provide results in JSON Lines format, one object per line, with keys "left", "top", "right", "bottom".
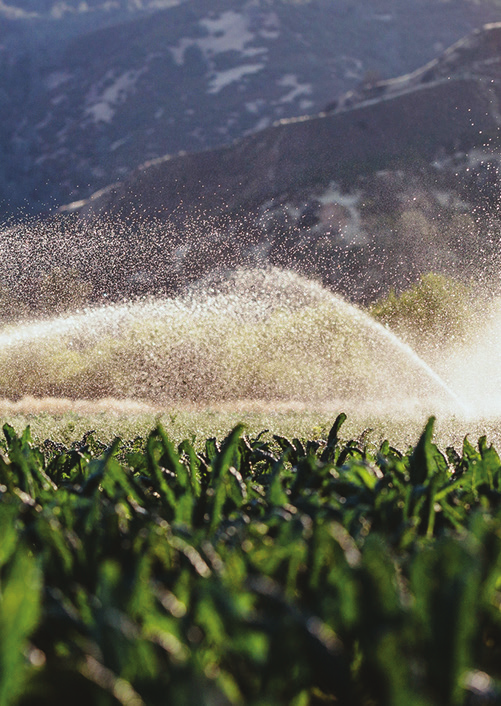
{"left": 1, "top": 415, "right": 501, "bottom": 705}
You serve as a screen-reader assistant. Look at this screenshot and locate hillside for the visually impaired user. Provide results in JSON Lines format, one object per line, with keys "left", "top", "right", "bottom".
{"left": 1, "top": 0, "right": 501, "bottom": 216}
{"left": 50, "top": 23, "right": 501, "bottom": 302}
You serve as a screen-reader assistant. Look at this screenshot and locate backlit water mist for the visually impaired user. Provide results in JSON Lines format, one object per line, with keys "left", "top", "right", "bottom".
{"left": 0, "top": 267, "right": 485, "bottom": 416}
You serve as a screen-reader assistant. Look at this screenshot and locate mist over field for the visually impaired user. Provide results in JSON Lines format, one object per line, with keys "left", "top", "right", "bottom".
{"left": 1, "top": 0, "right": 501, "bottom": 420}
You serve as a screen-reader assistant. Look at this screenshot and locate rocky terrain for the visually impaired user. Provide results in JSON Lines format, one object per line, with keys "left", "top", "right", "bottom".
{"left": 54, "top": 22, "right": 501, "bottom": 303}
{"left": 1, "top": 0, "right": 501, "bottom": 216}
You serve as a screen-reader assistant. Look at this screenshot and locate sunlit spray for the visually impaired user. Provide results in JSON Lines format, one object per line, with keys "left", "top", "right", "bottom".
{"left": 0, "top": 267, "right": 470, "bottom": 414}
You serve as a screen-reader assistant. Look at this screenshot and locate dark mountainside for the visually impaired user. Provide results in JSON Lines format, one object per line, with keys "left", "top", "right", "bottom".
{"left": 1, "top": 0, "right": 501, "bottom": 216}
{"left": 57, "top": 23, "right": 501, "bottom": 303}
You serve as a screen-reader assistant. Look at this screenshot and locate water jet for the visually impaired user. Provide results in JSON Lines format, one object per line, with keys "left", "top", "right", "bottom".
{"left": 0, "top": 267, "right": 471, "bottom": 416}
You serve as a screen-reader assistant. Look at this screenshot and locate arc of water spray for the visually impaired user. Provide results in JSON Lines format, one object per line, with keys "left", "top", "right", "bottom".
{"left": 369, "top": 317, "right": 472, "bottom": 416}
{"left": 0, "top": 267, "right": 474, "bottom": 416}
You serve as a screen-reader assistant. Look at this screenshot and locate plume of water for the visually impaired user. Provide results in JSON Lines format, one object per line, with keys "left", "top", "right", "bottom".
{"left": 434, "top": 295, "right": 501, "bottom": 418}
{"left": 0, "top": 267, "right": 470, "bottom": 414}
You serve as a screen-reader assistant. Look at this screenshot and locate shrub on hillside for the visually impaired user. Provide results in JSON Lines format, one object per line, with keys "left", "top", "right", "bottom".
{"left": 370, "top": 273, "right": 479, "bottom": 350}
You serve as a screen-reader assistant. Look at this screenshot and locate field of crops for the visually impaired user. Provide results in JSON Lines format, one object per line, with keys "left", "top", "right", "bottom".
{"left": 3, "top": 414, "right": 501, "bottom": 705}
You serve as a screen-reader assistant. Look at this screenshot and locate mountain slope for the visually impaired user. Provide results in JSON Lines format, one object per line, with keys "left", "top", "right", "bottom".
{"left": 69, "top": 23, "right": 501, "bottom": 222}
{"left": 2, "top": 0, "right": 501, "bottom": 216}
{"left": 54, "top": 23, "right": 501, "bottom": 303}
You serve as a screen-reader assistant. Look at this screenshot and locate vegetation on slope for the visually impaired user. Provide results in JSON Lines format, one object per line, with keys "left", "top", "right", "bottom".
{"left": 1, "top": 416, "right": 501, "bottom": 705}
{"left": 370, "top": 272, "right": 481, "bottom": 350}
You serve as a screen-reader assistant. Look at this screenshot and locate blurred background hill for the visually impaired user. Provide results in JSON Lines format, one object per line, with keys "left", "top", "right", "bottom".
{"left": 2, "top": 0, "right": 501, "bottom": 312}
{"left": 2, "top": 0, "right": 501, "bottom": 216}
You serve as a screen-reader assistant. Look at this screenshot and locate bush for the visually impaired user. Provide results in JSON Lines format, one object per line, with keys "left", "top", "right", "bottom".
{"left": 370, "top": 273, "right": 478, "bottom": 350}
